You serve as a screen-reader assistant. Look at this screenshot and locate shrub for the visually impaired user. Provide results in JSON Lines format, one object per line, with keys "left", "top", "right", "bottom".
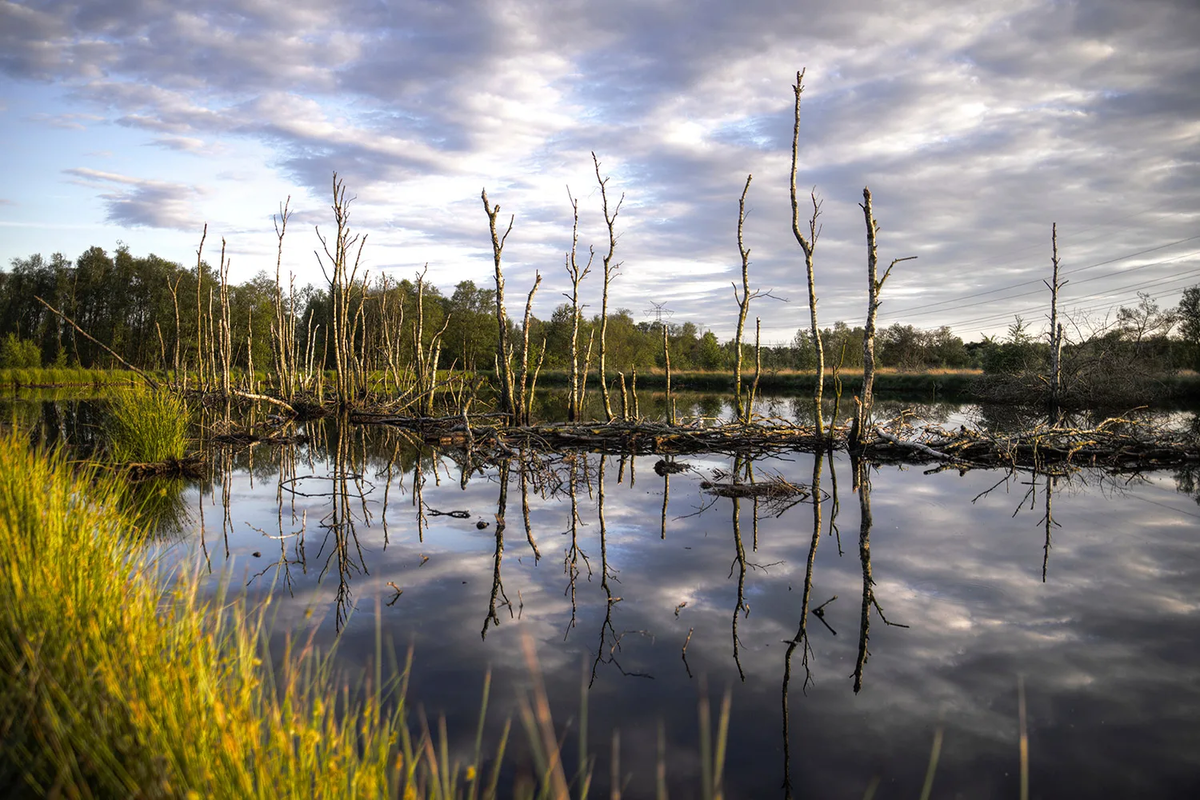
{"left": 0, "top": 334, "right": 40, "bottom": 369}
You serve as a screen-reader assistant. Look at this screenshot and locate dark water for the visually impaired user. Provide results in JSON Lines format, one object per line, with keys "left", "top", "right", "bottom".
{"left": 7, "top": 392, "right": 1200, "bottom": 798}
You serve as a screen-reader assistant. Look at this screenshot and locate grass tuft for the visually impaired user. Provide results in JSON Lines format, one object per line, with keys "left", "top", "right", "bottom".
{"left": 105, "top": 388, "right": 190, "bottom": 463}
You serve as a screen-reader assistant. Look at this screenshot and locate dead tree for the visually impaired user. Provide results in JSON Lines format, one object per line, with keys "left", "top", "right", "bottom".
{"left": 516, "top": 271, "right": 543, "bottom": 425}
{"left": 790, "top": 70, "right": 826, "bottom": 439}
{"left": 854, "top": 188, "right": 915, "bottom": 449}
{"left": 564, "top": 187, "right": 594, "bottom": 422}
{"left": 272, "top": 197, "right": 296, "bottom": 400}
{"left": 194, "top": 225, "right": 208, "bottom": 391}
{"left": 593, "top": 152, "right": 624, "bottom": 423}
{"left": 1046, "top": 223, "right": 1066, "bottom": 413}
{"left": 733, "top": 174, "right": 754, "bottom": 422}
{"left": 315, "top": 174, "right": 367, "bottom": 406}
{"left": 482, "top": 189, "right": 516, "bottom": 421}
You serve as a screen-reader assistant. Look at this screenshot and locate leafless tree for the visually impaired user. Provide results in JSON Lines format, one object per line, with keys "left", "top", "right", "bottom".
{"left": 563, "top": 187, "right": 594, "bottom": 422}
{"left": 482, "top": 189, "right": 516, "bottom": 421}
{"left": 790, "top": 70, "right": 826, "bottom": 439}
{"left": 593, "top": 152, "right": 624, "bottom": 423}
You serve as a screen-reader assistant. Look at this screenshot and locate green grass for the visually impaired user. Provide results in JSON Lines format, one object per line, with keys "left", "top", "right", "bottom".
{"left": 0, "top": 434, "right": 735, "bottom": 799}
{"left": 0, "top": 435, "right": 415, "bottom": 798}
{"left": 0, "top": 366, "right": 139, "bottom": 389}
{"left": 105, "top": 388, "right": 191, "bottom": 463}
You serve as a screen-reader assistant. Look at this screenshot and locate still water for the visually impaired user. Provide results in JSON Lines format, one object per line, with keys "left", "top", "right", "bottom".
{"left": 182, "top": 420, "right": 1200, "bottom": 798}
{"left": 7, "top": 392, "right": 1200, "bottom": 797}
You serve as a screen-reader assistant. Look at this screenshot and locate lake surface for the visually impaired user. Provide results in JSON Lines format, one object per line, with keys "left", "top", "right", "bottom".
{"left": 7, "top": 392, "right": 1200, "bottom": 798}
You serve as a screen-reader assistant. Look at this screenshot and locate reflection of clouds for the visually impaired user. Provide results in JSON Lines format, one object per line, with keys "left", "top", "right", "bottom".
{"left": 170, "top": 442, "right": 1200, "bottom": 797}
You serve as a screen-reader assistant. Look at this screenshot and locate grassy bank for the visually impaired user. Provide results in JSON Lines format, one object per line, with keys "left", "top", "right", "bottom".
{"left": 0, "top": 435, "right": 425, "bottom": 797}
{"left": 0, "top": 366, "right": 144, "bottom": 390}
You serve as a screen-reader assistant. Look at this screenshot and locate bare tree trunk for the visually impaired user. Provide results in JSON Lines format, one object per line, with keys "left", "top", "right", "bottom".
{"left": 246, "top": 305, "right": 256, "bottom": 394}
{"left": 734, "top": 174, "right": 754, "bottom": 423}
{"left": 194, "top": 224, "right": 207, "bottom": 392}
{"left": 217, "top": 239, "right": 231, "bottom": 399}
{"left": 854, "top": 188, "right": 915, "bottom": 449}
{"left": 315, "top": 173, "right": 366, "bottom": 407}
{"left": 749, "top": 317, "right": 762, "bottom": 421}
{"left": 517, "top": 272, "right": 542, "bottom": 425}
{"left": 482, "top": 189, "right": 516, "bottom": 421}
{"left": 526, "top": 336, "right": 546, "bottom": 424}
{"left": 1046, "top": 223, "right": 1065, "bottom": 413}
{"left": 564, "top": 188, "right": 594, "bottom": 422}
{"left": 273, "top": 197, "right": 294, "bottom": 400}
{"left": 578, "top": 329, "right": 594, "bottom": 418}
{"left": 790, "top": 69, "right": 826, "bottom": 439}
{"left": 593, "top": 152, "right": 624, "bottom": 423}
{"left": 662, "top": 324, "right": 674, "bottom": 425}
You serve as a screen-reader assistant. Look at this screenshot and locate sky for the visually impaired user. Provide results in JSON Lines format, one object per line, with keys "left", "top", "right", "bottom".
{"left": 1, "top": 0, "right": 1198, "bottom": 344}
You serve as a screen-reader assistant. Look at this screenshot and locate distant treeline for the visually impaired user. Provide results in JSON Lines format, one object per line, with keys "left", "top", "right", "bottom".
{"left": 2, "top": 246, "right": 1197, "bottom": 380}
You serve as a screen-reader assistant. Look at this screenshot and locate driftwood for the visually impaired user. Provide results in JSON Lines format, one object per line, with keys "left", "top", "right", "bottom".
{"left": 349, "top": 411, "right": 1199, "bottom": 474}
{"left": 868, "top": 417, "right": 1200, "bottom": 473}
{"left": 700, "top": 477, "right": 810, "bottom": 500}
{"left": 355, "top": 416, "right": 830, "bottom": 457}
{"left": 121, "top": 454, "right": 207, "bottom": 479}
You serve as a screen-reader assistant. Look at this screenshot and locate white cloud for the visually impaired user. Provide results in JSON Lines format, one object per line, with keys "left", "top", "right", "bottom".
{"left": 2, "top": 0, "right": 1198, "bottom": 339}
{"left": 63, "top": 166, "right": 204, "bottom": 230}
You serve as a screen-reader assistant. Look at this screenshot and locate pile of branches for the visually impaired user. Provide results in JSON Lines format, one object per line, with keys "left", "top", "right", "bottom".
{"left": 868, "top": 416, "right": 1200, "bottom": 473}
{"left": 354, "top": 414, "right": 831, "bottom": 457}
{"left": 353, "top": 410, "right": 1198, "bottom": 473}
{"left": 122, "top": 454, "right": 207, "bottom": 480}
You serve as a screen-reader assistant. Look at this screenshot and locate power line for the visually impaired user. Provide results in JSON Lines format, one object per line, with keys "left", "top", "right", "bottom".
{"left": 933, "top": 267, "right": 1200, "bottom": 332}
{"left": 879, "top": 234, "right": 1200, "bottom": 318}
{"left": 889, "top": 248, "right": 1200, "bottom": 324}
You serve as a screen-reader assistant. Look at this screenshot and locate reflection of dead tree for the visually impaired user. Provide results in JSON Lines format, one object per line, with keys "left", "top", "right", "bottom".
{"left": 826, "top": 446, "right": 843, "bottom": 555}
{"left": 729, "top": 462, "right": 750, "bottom": 682}
{"left": 563, "top": 456, "right": 592, "bottom": 639}
{"left": 661, "top": 469, "right": 670, "bottom": 540}
{"left": 413, "top": 453, "right": 427, "bottom": 543}
{"left": 313, "top": 419, "right": 371, "bottom": 631}
{"left": 1040, "top": 473, "right": 1059, "bottom": 582}
{"left": 781, "top": 453, "right": 823, "bottom": 798}
{"left": 593, "top": 454, "right": 640, "bottom": 686}
{"left": 248, "top": 443, "right": 308, "bottom": 596}
{"left": 518, "top": 451, "right": 541, "bottom": 563}
{"left": 852, "top": 457, "right": 908, "bottom": 693}
{"left": 481, "top": 461, "right": 512, "bottom": 639}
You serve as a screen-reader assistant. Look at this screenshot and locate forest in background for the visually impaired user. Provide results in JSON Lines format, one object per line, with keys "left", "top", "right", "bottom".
{"left": 4, "top": 245, "right": 1197, "bottom": 382}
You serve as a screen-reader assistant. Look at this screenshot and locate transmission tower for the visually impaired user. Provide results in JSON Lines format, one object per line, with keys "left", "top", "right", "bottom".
{"left": 643, "top": 301, "right": 674, "bottom": 325}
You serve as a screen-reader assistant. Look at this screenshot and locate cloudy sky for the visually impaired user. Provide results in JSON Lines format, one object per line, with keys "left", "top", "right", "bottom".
{"left": 2, "top": 0, "right": 1198, "bottom": 342}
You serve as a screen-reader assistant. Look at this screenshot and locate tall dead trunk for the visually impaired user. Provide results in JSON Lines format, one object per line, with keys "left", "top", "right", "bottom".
{"left": 733, "top": 174, "right": 753, "bottom": 423}
{"left": 517, "top": 272, "right": 542, "bottom": 426}
{"left": 593, "top": 152, "right": 624, "bottom": 423}
{"left": 789, "top": 69, "right": 826, "bottom": 439}
{"left": 854, "top": 188, "right": 915, "bottom": 449}
{"left": 482, "top": 189, "right": 516, "bottom": 421}
{"left": 315, "top": 174, "right": 366, "bottom": 407}
{"left": 1046, "top": 223, "right": 1066, "bottom": 414}
{"left": 564, "top": 188, "right": 594, "bottom": 422}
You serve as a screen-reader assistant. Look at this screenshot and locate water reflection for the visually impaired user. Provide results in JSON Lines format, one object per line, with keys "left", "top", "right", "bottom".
{"left": 9, "top": 395, "right": 1200, "bottom": 797}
